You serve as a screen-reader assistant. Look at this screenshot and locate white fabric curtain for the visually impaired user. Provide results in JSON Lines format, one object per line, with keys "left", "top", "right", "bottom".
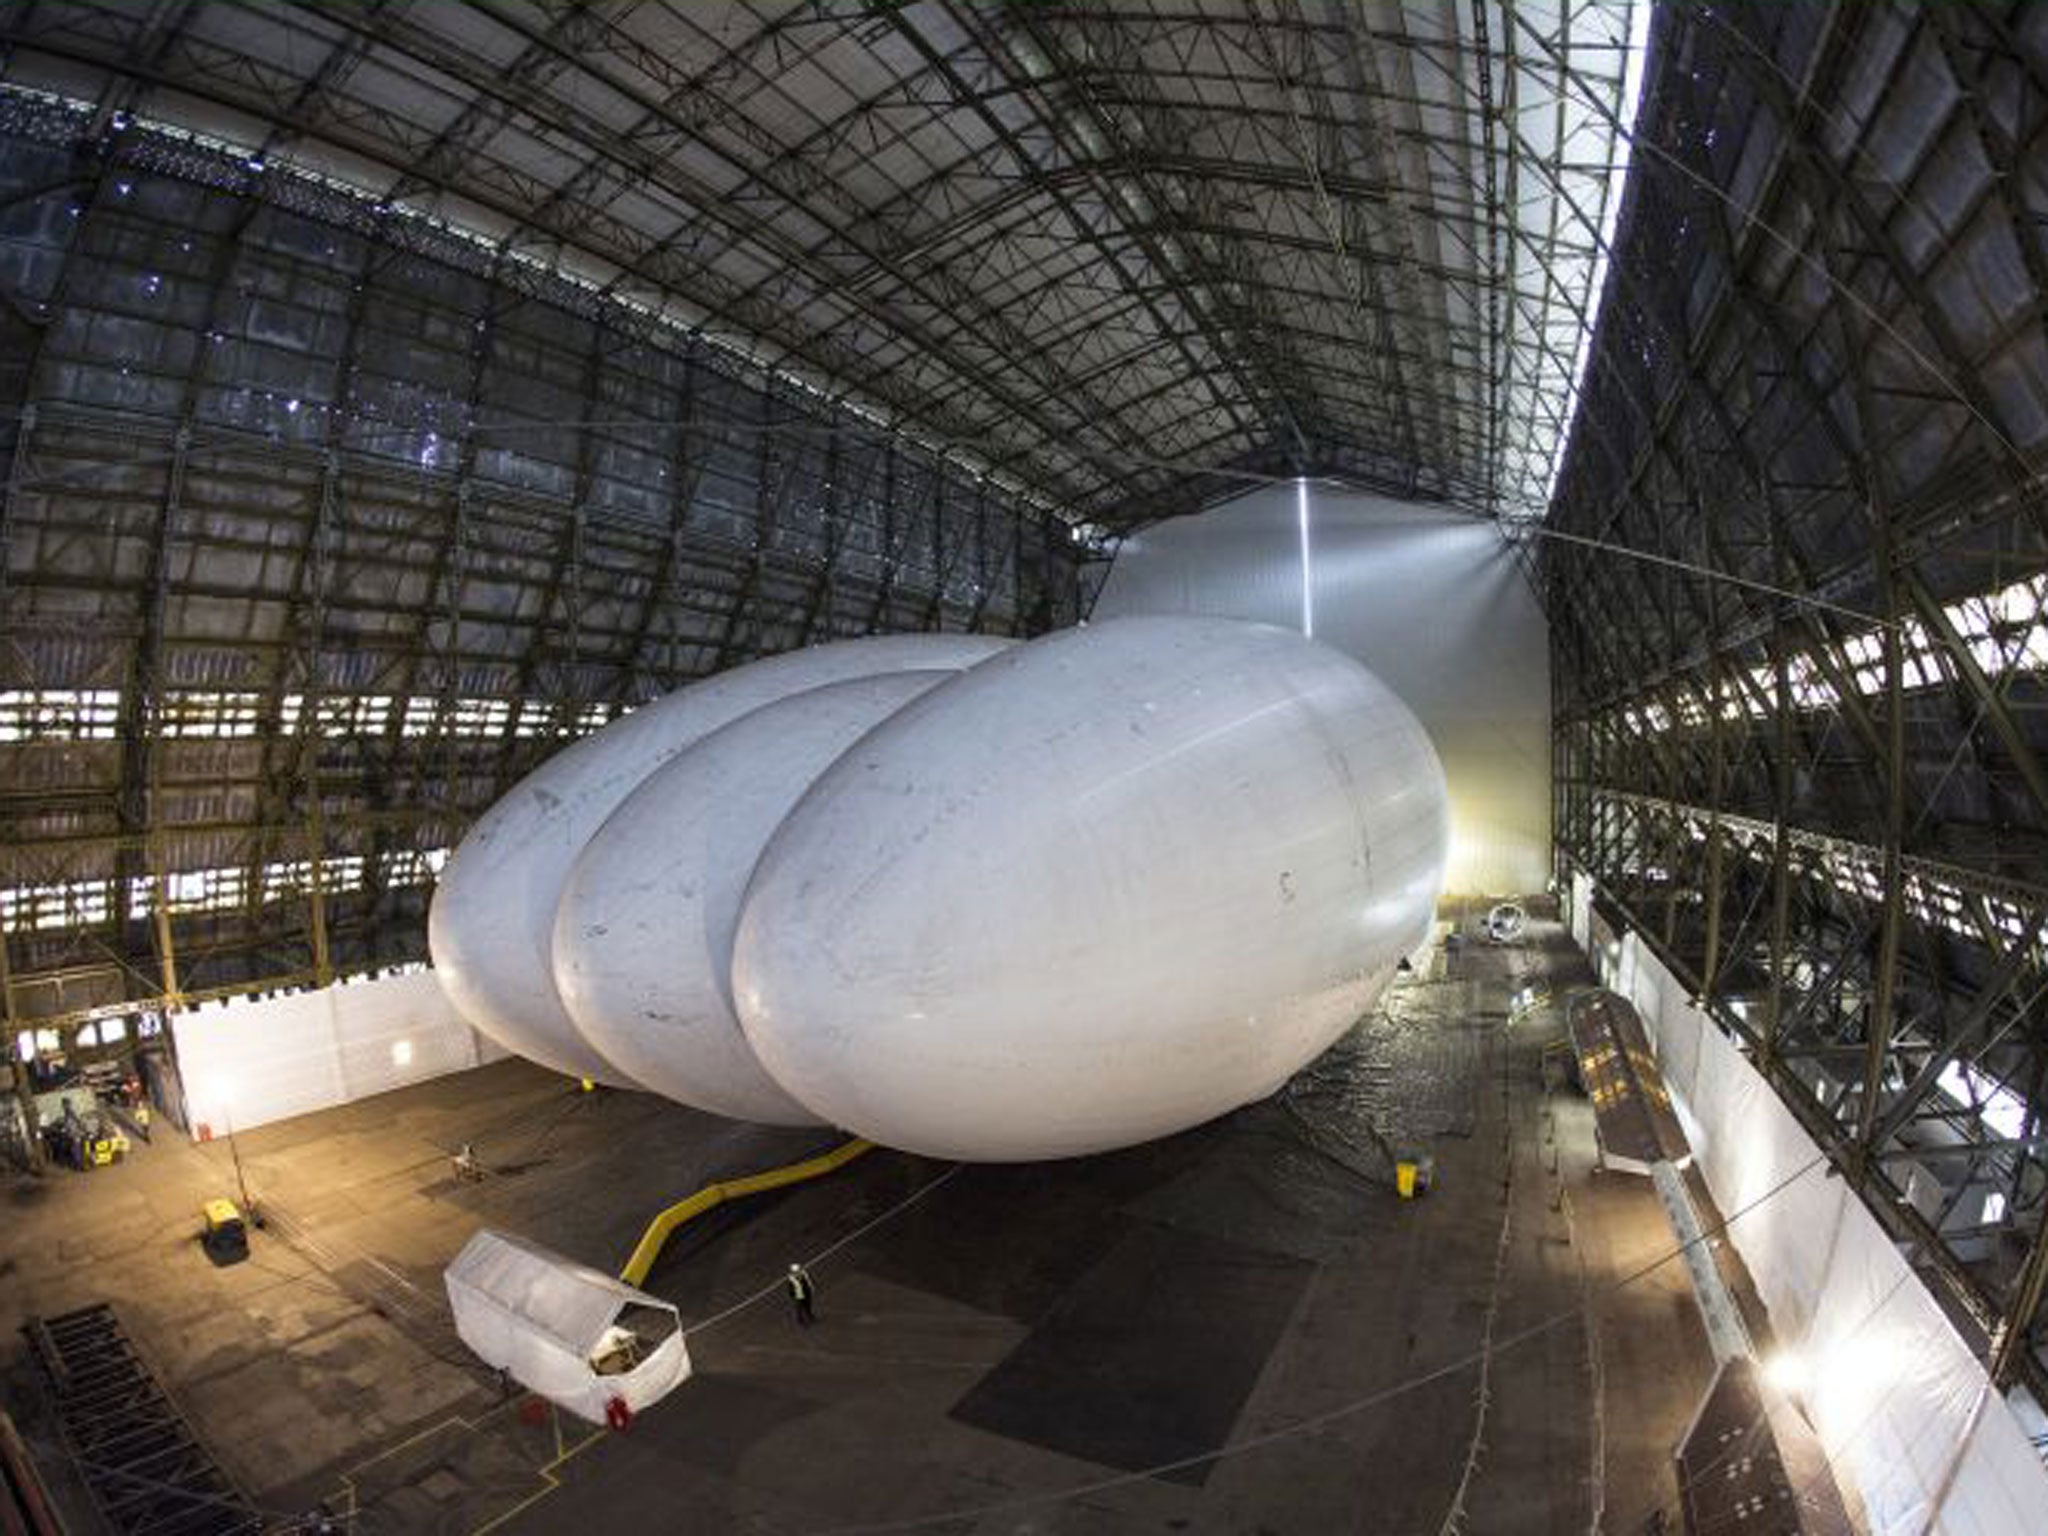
{"left": 1569, "top": 871, "right": 2048, "bottom": 1534}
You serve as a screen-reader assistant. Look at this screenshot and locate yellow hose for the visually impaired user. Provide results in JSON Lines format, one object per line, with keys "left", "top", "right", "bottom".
{"left": 619, "top": 1137, "right": 873, "bottom": 1287}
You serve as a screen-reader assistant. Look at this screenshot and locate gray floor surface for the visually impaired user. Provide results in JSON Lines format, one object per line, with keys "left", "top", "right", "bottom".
{"left": 1, "top": 910, "right": 1750, "bottom": 1534}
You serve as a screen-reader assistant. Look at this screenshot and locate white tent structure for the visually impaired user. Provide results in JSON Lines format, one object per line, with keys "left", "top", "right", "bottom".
{"left": 445, "top": 1229, "right": 691, "bottom": 1425}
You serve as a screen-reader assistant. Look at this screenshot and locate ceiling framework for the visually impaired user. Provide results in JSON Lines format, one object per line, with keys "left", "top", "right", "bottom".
{"left": 0, "top": 0, "right": 1642, "bottom": 528}
{"left": 0, "top": 2, "right": 1641, "bottom": 1038}
{"left": 1545, "top": 1, "right": 2048, "bottom": 1402}
{"left": 0, "top": 91, "right": 1083, "bottom": 1027}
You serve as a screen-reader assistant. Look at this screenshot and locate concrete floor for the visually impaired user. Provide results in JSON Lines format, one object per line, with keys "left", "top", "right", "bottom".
{"left": 1, "top": 912, "right": 1756, "bottom": 1534}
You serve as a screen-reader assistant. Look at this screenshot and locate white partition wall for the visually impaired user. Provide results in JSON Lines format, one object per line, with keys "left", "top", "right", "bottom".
{"left": 173, "top": 969, "right": 511, "bottom": 1137}
{"left": 1568, "top": 872, "right": 2048, "bottom": 1534}
{"left": 1095, "top": 486, "right": 1549, "bottom": 894}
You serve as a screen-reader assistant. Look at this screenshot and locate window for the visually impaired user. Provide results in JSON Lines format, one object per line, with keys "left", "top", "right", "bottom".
{"left": 15, "top": 1028, "right": 61, "bottom": 1059}
{"left": 1936, "top": 1061, "right": 2029, "bottom": 1140}
{"left": 281, "top": 693, "right": 395, "bottom": 734}
{"left": 0, "top": 688, "right": 121, "bottom": 741}
{"left": 0, "top": 879, "right": 115, "bottom": 932}
{"left": 159, "top": 691, "right": 263, "bottom": 738}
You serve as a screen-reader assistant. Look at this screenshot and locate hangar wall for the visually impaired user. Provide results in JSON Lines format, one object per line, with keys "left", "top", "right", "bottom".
{"left": 1569, "top": 872, "right": 2048, "bottom": 1535}
{"left": 171, "top": 970, "right": 507, "bottom": 1137}
{"left": 1094, "top": 487, "right": 1549, "bottom": 895}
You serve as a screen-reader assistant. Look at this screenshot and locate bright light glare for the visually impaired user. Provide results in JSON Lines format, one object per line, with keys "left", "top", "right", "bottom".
{"left": 1809, "top": 1332, "right": 1908, "bottom": 1444}
{"left": 1296, "top": 477, "right": 1314, "bottom": 639}
{"left": 390, "top": 1039, "right": 414, "bottom": 1068}
{"left": 1936, "top": 1060, "right": 2029, "bottom": 1140}
{"left": 1763, "top": 1350, "right": 1811, "bottom": 1396}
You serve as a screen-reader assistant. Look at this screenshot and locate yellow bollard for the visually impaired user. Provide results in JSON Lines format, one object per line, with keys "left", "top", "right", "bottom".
{"left": 1396, "top": 1161, "right": 1419, "bottom": 1199}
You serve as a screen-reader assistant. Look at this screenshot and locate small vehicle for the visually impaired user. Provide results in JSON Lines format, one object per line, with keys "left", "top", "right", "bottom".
{"left": 201, "top": 1198, "right": 250, "bottom": 1266}
{"left": 41, "top": 1100, "right": 128, "bottom": 1169}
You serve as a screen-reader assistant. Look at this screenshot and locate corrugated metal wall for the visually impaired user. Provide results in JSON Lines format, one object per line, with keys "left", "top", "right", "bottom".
{"left": 1096, "top": 486, "right": 1549, "bottom": 895}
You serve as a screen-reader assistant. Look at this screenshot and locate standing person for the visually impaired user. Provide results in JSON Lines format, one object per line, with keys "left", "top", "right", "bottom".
{"left": 786, "top": 1262, "right": 817, "bottom": 1327}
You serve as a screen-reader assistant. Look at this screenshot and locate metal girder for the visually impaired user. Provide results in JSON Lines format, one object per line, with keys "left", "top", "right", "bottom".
{"left": 458, "top": 1, "right": 1160, "bottom": 482}
{"left": 974, "top": 5, "right": 1306, "bottom": 460}
{"left": 1867, "top": 936, "right": 2043, "bottom": 1151}
{"left": 1564, "top": 817, "right": 2048, "bottom": 1405}
{"left": 0, "top": 84, "right": 1086, "bottom": 1020}
{"left": 0, "top": 0, "right": 1638, "bottom": 524}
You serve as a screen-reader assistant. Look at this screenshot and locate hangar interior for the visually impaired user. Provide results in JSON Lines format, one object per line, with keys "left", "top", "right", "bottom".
{"left": 3, "top": 2, "right": 2048, "bottom": 1533}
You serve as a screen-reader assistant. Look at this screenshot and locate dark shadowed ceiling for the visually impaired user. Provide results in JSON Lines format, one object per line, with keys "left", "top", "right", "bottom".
{"left": 0, "top": 0, "right": 1642, "bottom": 529}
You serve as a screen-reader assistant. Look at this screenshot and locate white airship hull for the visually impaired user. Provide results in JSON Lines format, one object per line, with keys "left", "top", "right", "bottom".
{"left": 433, "top": 616, "right": 1447, "bottom": 1162}
{"left": 552, "top": 671, "right": 955, "bottom": 1125}
{"left": 732, "top": 617, "right": 1447, "bottom": 1160}
{"left": 428, "top": 634, "right": 1013, "bottom": 1084}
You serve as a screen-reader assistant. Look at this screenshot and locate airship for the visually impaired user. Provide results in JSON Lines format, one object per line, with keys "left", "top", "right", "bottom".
{"left": 430, "top": 616, "right": 1448, "bottom": 1161}
{"left": 428, "top": 633, "right": 1012, "bottom": 1085}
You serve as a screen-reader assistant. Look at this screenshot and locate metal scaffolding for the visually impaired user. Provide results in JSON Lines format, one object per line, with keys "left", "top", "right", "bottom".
{"left": 1546, "top": 2, "right": 2048, "bottom": 1403}
{"left": 0, "top": 71, "right": 1086, "bottom": 1030}
{"left": 0, "top": 0, "right": 1638, "bottom": 1045}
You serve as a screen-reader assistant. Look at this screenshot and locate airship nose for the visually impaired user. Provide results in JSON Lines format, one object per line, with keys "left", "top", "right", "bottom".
{"left": 551, "top": 671, "right": 955, "bottom": 1126}
{"left": 428, "top": 633, "right": 1014, "bottom": 1090}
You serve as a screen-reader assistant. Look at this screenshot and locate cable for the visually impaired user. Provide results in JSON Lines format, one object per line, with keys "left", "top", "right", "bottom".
{"left": 787, "top": 1148, "right": 1835, "bottom": 1536}
{"left": 249, "top": 1197, "right": 505, "bottom": 1385}
{"left": 20, "top": 1407, "right": 360, "bottom": 1534}
{"left": 1515, "top": 523, "right": 1893, "bottom": 629}
{"left": 790, "top": 1070, "right": 1958, "bottom": 1536}
{"left": 453, "top": 1079, "right": 599, "bottom": 1173}
{"left": 679, "top": 1161, "right": 963, "bottom": 1340}
{"left": 31, "top": 1447, "right": 265, "bottom": 1528}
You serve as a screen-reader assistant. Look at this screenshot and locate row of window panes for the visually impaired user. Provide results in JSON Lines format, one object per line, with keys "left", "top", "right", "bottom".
{"left": 257, "top": 854, "right": 368, "bottom": 902}
{"left": 0, "top": 882, "right": 114, "bottom": 930}
{"left": 382, "top": 848, "right": 450, "bottom": 885}
{"left": 160, "top": 691, "right": 265, "bottom": 737}
{"left": 1, "top": 689, "right": 620, "bottom": 742}
{"left": 14, "top": 1016, "right": 146, "bottom": 1058}
{"left": 0, "top": 690, "right": 121, "bottom": 741}
{"left": 1613, "top": 571, "right": 2048, "bottom": 740}
{"left": 1599, "top": 800, "right": 2033, "bottom": 1145}
{"left": 1641, "top": 799, "right": 2042, "bottom": 951}
{"left": 0, "top": 847, "right": 450, "bottom": 931}
{"left": 280, "top": 694, "right": 397, "bottom": 733}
